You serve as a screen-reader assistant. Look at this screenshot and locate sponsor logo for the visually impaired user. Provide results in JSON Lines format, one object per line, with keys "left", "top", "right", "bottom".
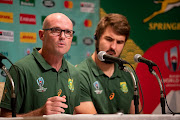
{"left": 93, "top": 81, "right": 103, "bottom": 94}
{"left": 120, "top": 82, "right": 128, "bottom": 93}
{"left": 164, "top": 45, "right": 180, "bottom": 72}
{"left": 86, "top": 51, "right": 91, "bottom": 57}
{"left": 83, "top": 37, "right": 93, "bottom": 45}
{"left": 64, "top": 1, "right": 73, "bottom": 9}
{"left": 84, "top": 19, "right": 92, "bottom": 27}
{"left": 109, "top": 93, "right": 115, "bottom": 100}
{"left": 80, "top": 2, "right": 95, "bottom": 13}
{"left": 68, "top": 78, "right": 74, "bottom": 92}
{"left": 20, "top": 0, "right": 35, "bottom": 7}
{"left": 143, "top": 0, "right": 180, "bottom": 23}
{"left": 0, "top": 30, "right": 14, "bottom": 42}
{"left": 37, "top": 77, "right": 47, "bottom": 92}
{"left": 20, "top": 32, "right": 36, "bottom": 43}
{"left": 0, "top": 11, "right": 13, "bottom": 23}
{"left": 42, "top": 0, "right": 55, "bottom": 7}
{"left": 25, "top": 48, "right": 31, "bottom": 55}
{"left": 149, "top": 22, "right": 180, "bottom": 30}
{"left": 20, "top": 13, "right": 36, "bottom": 25}
{"left": 0, "top": 0, "right": 13, "bottom": 4}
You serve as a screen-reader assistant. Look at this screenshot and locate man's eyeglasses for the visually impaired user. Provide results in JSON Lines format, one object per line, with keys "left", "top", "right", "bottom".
{"left": 43, "top": 28, "right": 75, "bottom": 38}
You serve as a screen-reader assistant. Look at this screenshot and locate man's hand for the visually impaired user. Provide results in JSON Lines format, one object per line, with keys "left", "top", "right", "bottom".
{"left": 0, "top": 95, "right": 68, "bottom": 117}
{"left": 41, "top": 95, "right": 68, "bottom": 115}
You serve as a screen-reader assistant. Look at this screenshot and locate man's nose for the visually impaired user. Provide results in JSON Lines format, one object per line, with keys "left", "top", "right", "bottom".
{"left": 111, "top": 41, "right": 117, "bottom": 50}
{"left": 59, "top": 31, "right": 66, "bottom": 39}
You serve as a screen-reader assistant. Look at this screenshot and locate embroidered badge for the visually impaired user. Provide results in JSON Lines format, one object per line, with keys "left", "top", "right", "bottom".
{"left": 93, "top": 81, "right": 103, "bottom": 94}
{"left": 120, "top": 82, "right": 128, "bottom": 93}
{"left": 68, "top": 78, "right": 74, "bottom": 92}
{"left": 36, "top": 77, "right": 47, "bottom": 92}
{"left": 109, "top": 93, "right": 115, "bottom": 100}
{"left": 58, "top": 89, "right": 62, "bottom": 96}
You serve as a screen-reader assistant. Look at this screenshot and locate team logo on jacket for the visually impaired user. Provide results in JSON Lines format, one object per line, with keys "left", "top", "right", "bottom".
{"left": 68, "top": 78, "right": 74, "bottom": 92}
{"left": 109, "top": 93, "right": 115, "bottom": 100}
{"left": 120, "top": 82, "right": 128, "bottom": 93}
{"left": 37, "top": 77, "right": 47, "bottom": 92}
{"left": 93, "top": 81, "right": 103, "bottom": 94}
{"left": 57, "top": 89, "right": 62, "bottom": 96}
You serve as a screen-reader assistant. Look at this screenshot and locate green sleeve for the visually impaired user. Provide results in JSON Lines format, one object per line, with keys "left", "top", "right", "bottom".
{"left": 0, "top": 65, "right": 25, "bottom": 113}
{"left": 78, "top": 68, "right": 93, "bottom": 102}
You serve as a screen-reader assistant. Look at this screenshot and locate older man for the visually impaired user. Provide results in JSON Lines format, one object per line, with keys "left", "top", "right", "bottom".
{"left": 0, "top": 13, "right": 80, "bottom": 117}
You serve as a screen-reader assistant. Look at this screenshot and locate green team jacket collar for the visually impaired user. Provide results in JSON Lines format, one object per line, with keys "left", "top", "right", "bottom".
{"left": 32, "top": 48, "right": 67, "bottom": 72}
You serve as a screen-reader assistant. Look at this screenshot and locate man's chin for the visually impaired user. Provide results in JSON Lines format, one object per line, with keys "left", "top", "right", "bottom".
{"left": 103, "top": 60, "right": 114, "bottom": 64}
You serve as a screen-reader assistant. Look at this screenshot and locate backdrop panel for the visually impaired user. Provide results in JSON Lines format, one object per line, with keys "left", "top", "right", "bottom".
{"left": 0, "top": 0, "right": 100, "bottom": 82}
{"left": 100, "top": 0, "right": 180, "bottom": 114}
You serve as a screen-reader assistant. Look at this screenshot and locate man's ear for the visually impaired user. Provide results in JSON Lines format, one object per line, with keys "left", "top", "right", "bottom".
{"left": 39, "top": 30, "right": 44, "bottom": 40}
{"left": 94, "top": 33, "right": 97, "bottom": 40}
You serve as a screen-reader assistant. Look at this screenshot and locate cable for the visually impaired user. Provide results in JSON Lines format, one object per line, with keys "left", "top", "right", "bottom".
{"left": 156, "top": 66, "right": 180, "bottom": 114}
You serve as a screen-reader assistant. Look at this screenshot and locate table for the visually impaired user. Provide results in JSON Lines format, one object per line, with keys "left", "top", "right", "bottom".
{"left": 0, "top": 114, "right": 180, "bottom": 120}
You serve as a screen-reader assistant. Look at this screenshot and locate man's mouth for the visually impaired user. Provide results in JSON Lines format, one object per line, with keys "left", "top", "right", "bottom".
{"left": 106, "top": 51, "right": 116, "bottom": 55}
{"left": 58, "top": 42, "right": 65, "bottom": 45}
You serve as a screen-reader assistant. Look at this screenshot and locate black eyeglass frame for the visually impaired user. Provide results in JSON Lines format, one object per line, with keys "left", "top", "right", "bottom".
{"left": 43, "top": 28, "right": 75, "bottom": 37}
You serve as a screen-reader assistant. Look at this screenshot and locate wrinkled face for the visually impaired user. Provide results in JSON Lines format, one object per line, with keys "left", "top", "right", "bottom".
{"left": 97, "top": 26, "right": 126, "bottom": 59}
{"left": 40, "top": 15, "right": 73, "bottom": 56}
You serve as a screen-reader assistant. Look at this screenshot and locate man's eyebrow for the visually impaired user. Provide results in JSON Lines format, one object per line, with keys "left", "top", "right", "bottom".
{"left": 104, "top": 36, "right": 113, "bottom": 39}
{"left": 104, "top": 36, "right": 125, "bottom": 42}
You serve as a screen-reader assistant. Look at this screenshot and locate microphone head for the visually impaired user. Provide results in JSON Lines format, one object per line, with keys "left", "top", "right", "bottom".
{"left": 134, "top": 54, "right": 142, "bottom": 63}
{"left": 98, "top": 51, "right": 106, "bottom": 61}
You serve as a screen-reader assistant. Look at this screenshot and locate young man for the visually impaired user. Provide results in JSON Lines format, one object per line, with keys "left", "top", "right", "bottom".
{"left": 75, "top": 13, "right": 142, "bottom": 114}
{"left": 0, "top": 13, "right": 80, "bottom": 117}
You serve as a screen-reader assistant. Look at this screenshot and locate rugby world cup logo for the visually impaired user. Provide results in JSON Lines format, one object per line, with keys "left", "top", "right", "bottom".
{"left": 164, "top": 45, "right": 180, "bottom": 72}
{"left": 93, "top": 81, "right": 103, "bottom": 94}
{"left": 37, "top": 77, "right": 47, "bottom": 92}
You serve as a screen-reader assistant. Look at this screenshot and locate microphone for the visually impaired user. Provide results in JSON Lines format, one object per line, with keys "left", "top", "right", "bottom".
{"left": 134, "top": 54, "right": 157, "bottom": 66}
{"left": 98, "top": 51, "right": 129, "bottom": 64}
{"left": 0, "top": 54, "right": 16, "bottom": 117}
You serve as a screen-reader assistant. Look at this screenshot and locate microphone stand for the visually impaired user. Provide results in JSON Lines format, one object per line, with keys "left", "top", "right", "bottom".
{"left": 119, "top": 64, "right": 139, "bottom": 114}
{"left": 148, "top": 66, "right": 165, "bottom": 114}
{"left": 0, "top": 62, "right": 16, "bottom": 117}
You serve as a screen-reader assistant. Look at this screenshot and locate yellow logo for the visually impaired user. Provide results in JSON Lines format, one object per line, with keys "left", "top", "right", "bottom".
{"left": 120, "top": 82, "right": 128, "bottom": 93}
{"left": 143, "top": 0, "right": 180, "bottom": 23}
{"left": 20, "top": 32, "right": 36, "bottom": 43}
{"left": 68, "top": 78, "right": 74, "bottom": 92}
{"left": 0, "top": 11, "right": 13, "bottom": 23}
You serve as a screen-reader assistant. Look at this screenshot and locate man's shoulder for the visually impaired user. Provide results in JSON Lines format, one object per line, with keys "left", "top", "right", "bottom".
{"left": 76, "top": 58, "right": 89, "bottom": 71}
{"left": 14, "top": 54, "right": 34, "bottom": 68}
{"left": 66, "top": 60, "right": 76, "bottom": 70}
